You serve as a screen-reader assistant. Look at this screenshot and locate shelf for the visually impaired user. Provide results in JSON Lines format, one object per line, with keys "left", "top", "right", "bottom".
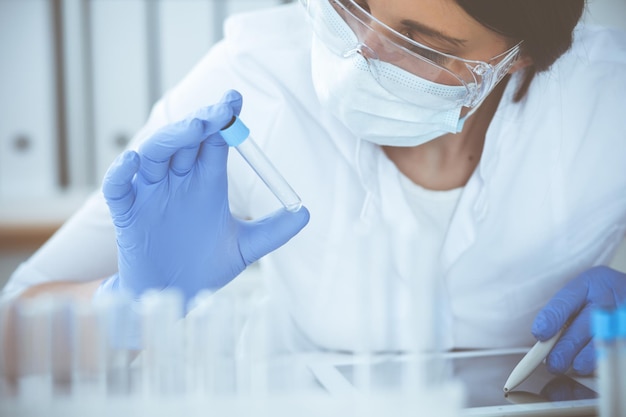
{"left": 0, "top": 188, "right": 94, "bottom": 250}
{"left": 0, "top": 224, "right": 60, "bottom": 251}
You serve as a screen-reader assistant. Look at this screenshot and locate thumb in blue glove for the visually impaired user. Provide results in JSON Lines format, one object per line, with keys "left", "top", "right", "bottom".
{"left": 100, "top": 89, "right": 310, "bottom": 306}
{"left": 531, "top": 266, "right": 626, "bottom": 375}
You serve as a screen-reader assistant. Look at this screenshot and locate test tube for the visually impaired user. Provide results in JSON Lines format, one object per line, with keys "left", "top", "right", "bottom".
{"left": 72, "top": 300, "right": 106, "bottom": 397}
{"left": 220, "top": 116, "right": 302, "bottom": 212}
{"left": 15, "top": 297, "right": 55, "bottom": 399}
{"left": 49, "top": 298, "right": 73, "bottom": 393}
{"left": 140, "top": 289, "right": 185, "bottom": 396}
{"left": 241, "top": 298, "right": 271, "bottom": 398}
{"left": 184, "top": 290, "right": 214, "bottom": 396}
{"left": 0, "top": 301, "right": 19, "bottom": 384}
{"left": 592, "top": 308, "right": 618, "bottom": 417}
{"left": 616, "top": 307, "right": 626, "bottom": 417}
{"left": 205, "top": 291, "right": 238, "bottom": 396}
{"left": 94, "top": 291, "right": 137, "bottom": 396}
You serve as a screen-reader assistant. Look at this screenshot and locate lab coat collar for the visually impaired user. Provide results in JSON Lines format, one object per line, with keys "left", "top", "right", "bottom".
{"left": 316, "top": 110, "right": 383, "bottom": 225}
{"left": 440, "top": 73, "right": 522, "bottom": 272}
{"left": 350, "top": 125, "right": 486, "bottom": 275}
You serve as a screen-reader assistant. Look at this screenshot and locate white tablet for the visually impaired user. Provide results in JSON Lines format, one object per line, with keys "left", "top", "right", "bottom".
{"left": 308, "top": 349, "right": 598, "bottom": 417}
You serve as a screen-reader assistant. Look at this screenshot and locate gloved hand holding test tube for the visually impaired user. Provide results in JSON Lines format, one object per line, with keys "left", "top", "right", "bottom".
{"left": 98, "top": 90, "right": 310, "bottom": 309}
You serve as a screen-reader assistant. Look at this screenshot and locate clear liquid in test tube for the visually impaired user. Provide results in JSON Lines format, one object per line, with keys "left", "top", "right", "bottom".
{"left": 220, "top": 116, "right": 302, "bottom": 212}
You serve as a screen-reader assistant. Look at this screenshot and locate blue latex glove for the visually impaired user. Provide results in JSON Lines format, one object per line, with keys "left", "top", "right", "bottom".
{"left": 99, "top": 90, "right": 310, "bottom": 306}
{"left": 532, "top": 266, "right": 626, "bottom": 375}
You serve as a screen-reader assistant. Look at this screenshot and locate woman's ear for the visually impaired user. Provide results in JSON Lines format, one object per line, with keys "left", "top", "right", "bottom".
{"left": 508, "top": 54, "right": 533, "bottom": 74}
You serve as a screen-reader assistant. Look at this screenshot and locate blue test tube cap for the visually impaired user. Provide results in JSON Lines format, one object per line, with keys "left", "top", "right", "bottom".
{"left": 220, "top": 116, "right": 250, "bottom": 147}
{"left": 617, "top": 306, "right": 626, "bottom": 338}
{"left": 592, "top": 308, "right": 615, "bottom": 341}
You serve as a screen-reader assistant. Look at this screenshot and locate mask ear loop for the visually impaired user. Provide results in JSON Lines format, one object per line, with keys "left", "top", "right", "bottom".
{"left": 353, "top": 43, "right": 381, "bottom": 80}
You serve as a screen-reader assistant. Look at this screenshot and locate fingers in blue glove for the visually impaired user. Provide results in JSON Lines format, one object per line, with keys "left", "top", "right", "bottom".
{"left": 534, "top": 266, "right": 626, "bottom": 342}
{"left": 532, "top": 282, "right": 589, "bottom": 342}
{"left": 545, "top": 305, "right": 592, "bottom": 373}
{"left": 220, "top": 89, "right": 243, "bottom": 115}
{"left": 571, "top": 341, "right": 595, "bottom": 375}
{"left": 197, "top": 90, "right": 243, "bottom": 173}
{"left": 170, "top": 145, "right": 202, "bottom": 176}
{"left": 533, "top": 266, "right": 626, "bottom": 375}
{"left": 102, "top": 150, "right": 140, "bottom": 218}
{"left": 138, "top": 99, "right": 237, "bottom": 184}
{"left": 238, "top": 206, "right": 311, "bottom": 265}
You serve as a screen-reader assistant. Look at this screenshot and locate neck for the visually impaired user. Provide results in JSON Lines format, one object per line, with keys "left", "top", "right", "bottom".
{"left": 383, "top": 77, "right": 509, "bottom": 190}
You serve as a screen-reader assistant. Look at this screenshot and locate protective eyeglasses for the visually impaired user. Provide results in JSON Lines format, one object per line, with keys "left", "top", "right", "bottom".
{"left": 300, "top": 0, "right": 523, "bottom": 108}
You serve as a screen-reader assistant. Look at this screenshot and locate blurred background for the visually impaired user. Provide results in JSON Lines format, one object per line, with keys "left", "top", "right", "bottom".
{"left": 0, "top": 0, "right": 625, "bottom": 288}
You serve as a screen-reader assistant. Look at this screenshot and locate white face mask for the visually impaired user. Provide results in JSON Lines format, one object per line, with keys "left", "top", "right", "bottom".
{"left": 310, "top": 35, "right": 471, "bottom": 147}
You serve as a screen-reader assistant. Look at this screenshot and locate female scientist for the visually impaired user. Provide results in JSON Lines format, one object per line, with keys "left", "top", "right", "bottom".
{"left": 4, "top": 0, "right": 626, "bottom": 376}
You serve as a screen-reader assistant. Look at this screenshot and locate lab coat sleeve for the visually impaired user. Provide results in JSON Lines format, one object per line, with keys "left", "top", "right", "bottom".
{"left": 1, "top": 192, "right": 116, "bottom": 302}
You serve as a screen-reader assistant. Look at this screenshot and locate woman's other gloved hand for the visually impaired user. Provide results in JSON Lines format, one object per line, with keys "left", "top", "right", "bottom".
{"left": 532, "top": 266, "right": 626, "bottom": 375}
{"left": 98, "top": 90, "right": 310, "bottom": 306}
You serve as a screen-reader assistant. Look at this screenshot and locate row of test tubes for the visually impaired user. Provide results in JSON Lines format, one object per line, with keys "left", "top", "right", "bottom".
{"left": 0, "top": 242, "right": 464, "bottom": 417}
{"left": 0, "top": 288, "right": 462, "bottom": 417}
{"left": 0, "top": 288, "right": 302, "bottom": 401}
{"left": 592, "top": 306, "right": 626, "bottom": 417}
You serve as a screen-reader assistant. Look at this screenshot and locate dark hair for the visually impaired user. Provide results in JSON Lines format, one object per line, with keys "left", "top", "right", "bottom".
{"left": 456, "top": 0, "right": 585, "bottom": 102}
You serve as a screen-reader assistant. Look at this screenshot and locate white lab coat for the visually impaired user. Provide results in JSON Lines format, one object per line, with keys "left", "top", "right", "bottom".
{"left": 4, "top": 4, "right": 626, "bottom": 352}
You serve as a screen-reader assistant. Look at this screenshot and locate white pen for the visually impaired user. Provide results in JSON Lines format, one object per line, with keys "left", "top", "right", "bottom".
{"left": 503, "top": 327, "right": 565, "bottom": 392}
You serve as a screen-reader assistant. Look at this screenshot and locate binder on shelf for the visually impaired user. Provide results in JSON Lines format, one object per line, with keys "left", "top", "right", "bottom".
{"left": 0, "top": 0, "right": 58, "bottom": 200}
{"left": 156, "top": 0, "right": 217, "bottom": 96}
{"left": 89, "top": 0, "right": 152, "bottom": 181}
